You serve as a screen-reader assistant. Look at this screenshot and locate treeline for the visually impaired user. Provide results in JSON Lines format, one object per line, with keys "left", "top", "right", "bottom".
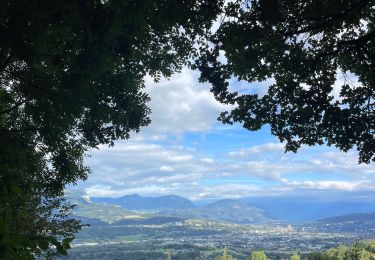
{"left": 307, "top": 240, "right": 375, "bottom": 260}
{"left": 216, "top": 247, "right": 296, "bottom": 260}
{"left": 216, "top": 240, "right": 375, "bottom": 260}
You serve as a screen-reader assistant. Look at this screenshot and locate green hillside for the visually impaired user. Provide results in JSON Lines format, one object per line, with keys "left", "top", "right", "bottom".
{"left": 68, "top": 190, "right": 149, "bottom": 223}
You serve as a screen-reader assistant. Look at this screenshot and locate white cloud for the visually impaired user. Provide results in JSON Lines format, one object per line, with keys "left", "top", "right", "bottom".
{"left": 142, "top": 68, "right": 229, "bottom": 135}
{"left": 332, "top": 70, "right": 362, "bottom": 102}
{"left": 79, "top": 138, "right": 375, "bottom": 200}
{"left": 228, "top": 77, "right": 274, "bottom": 97}
{"left": 283, "top": 180, "right": 375, "bottom": 192}
{"left": 84, "top": 141, "right": 212, "bottom": 190}
{"left": 159, "top": 166, "right": 174, "bottom": 172}
{"left": 227, "top": 143, "right": 375, "bottom": 177}
{"left": 228, "top": 142, "right": 285, "bottom": 157}
{"left": 85, "top": 185, "right": 172, "bottom": 198}
{"left": 200, "top": 158, "right": 214, "bottom": 164}
{"left": 187, "top": 184, "right": 263, "bottom": 200}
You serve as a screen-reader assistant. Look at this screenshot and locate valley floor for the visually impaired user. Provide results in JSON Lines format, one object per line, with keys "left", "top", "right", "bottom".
{"left": 61, "top": 219, "right": 374, "bottom": 259}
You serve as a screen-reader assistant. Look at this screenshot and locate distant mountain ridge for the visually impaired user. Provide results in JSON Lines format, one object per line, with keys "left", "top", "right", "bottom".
{"left": 242, "top": 196, "right": 375, "bottom": 222}
{"left": 69, "top": 191, "right": 375, "bottom": 225}
{"left": 162, "top": 199, "right": 277, "bottom": 224}
{"left": 315, "top": 212, "right": 375, "bottom": 224}
{"left": 309, "top": 211, "right": 375, "bottom": 233}
{"left": 91, "top": 194, "right": 195, "bottom": 211}
{"left": 87, "top": 194, "right": 277, "bottom": 224}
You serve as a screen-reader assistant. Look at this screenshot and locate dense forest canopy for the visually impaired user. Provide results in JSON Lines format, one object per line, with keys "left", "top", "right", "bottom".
{"left": 0, "top": 0, "right": 374, "bottom": 258}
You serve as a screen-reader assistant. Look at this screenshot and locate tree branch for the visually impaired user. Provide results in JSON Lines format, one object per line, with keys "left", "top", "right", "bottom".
{"left": 0, "top": 97, "right": 32, "bottom": 115}
{"left": 0, "top": 54, "right": 13, "bottom": 72}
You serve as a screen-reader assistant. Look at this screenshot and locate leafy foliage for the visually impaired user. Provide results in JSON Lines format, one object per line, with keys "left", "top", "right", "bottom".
{"left": 216, "top": 247, "right": 234, "bottom": 260}
{"left": 0, "top": 0, "right": 223, "bottom": 257}
{"left": 196, "top": 0, "right": 375, "bottom": 163}
{"left": 290, "top": 253, "right": 300, "bottom": 260}
{"left": 0, "top": 129, "right": 81, "bottom": 258}
{"left": 250, "top": 250, "right": 268, "bottom": 260}
{"left": 308, "top": 240, "right": 375, "bottom": 260}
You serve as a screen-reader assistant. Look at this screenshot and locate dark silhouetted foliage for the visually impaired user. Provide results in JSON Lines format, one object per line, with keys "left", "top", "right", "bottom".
{"left": 196, "top": 0, "right": 375, "bottom": 163}
{"left": 0, "top": 0, "right": 223, "bottom": 257}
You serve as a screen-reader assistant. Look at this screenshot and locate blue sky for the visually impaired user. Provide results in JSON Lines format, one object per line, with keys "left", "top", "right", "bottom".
{"left": 74, "top": 68, "right": 375, "bottom": 201}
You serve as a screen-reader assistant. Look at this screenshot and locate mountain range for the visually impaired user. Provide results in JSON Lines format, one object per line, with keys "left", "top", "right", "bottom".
{"left": 315, "top": 212, "right": 375, "bottom": 224}
{"left": 160, "top": 199, "right": 276, "bottom": 224}
{"left": 91, "top": 193, "right": 194, "bottom": 211}
{"left": 242, "top": 196, "right": 375, "bottom": 222}
{"left": 68, "top": 190, "right": 375, "bottom": 224}
{"left": 70, "top": 191, "right": 276, "bottom": 224}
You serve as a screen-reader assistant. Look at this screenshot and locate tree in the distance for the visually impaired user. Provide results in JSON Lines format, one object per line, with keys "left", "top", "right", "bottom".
{"left": 250, "top": 250, "right": 268, "bottom": 260}
{"left": 325, "top": 245, "right": 347, "bottom": 260}
{"left": 0, "top": 0, "right": 223, "bottom": 258}
{"left": 216, "top": 247, "right": 234, "bottom": 260}
{"left": 290, "top": 253, "right": 300, "bottom": 260}
{"left": 196, "top": 0, "right": 375, "bottom": 163}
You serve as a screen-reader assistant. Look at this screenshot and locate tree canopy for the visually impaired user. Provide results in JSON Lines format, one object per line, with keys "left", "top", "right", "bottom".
{"left": 250, "top": 250, "right": 268, "bottom": 260}
{"left": 216, "top": 247, "right": 234, "bottom": 260}
{"left": 290, "top": 253, "right": 300, "bottom": 260}
{"left": 196, "top": 0, "right": 375, "bottom": 163}
{"left": 0, "top": 0, "right": 223, "bottom": 257}
{"left": 308, "top": 240, "right": 375, "bottom": 260}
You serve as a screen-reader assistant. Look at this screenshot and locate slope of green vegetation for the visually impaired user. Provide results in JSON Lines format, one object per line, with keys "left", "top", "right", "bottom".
{"left": 74, "top": 202, "right": 146, "bottom": 223}
{"left": 307, "top": 240, "right": 375, "bottom": 260}
{"left": 215, "top": 241, "right": 375, "bottom": 260}
{"left": 68, "top": 190, "right": 150, "bottom": 223}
